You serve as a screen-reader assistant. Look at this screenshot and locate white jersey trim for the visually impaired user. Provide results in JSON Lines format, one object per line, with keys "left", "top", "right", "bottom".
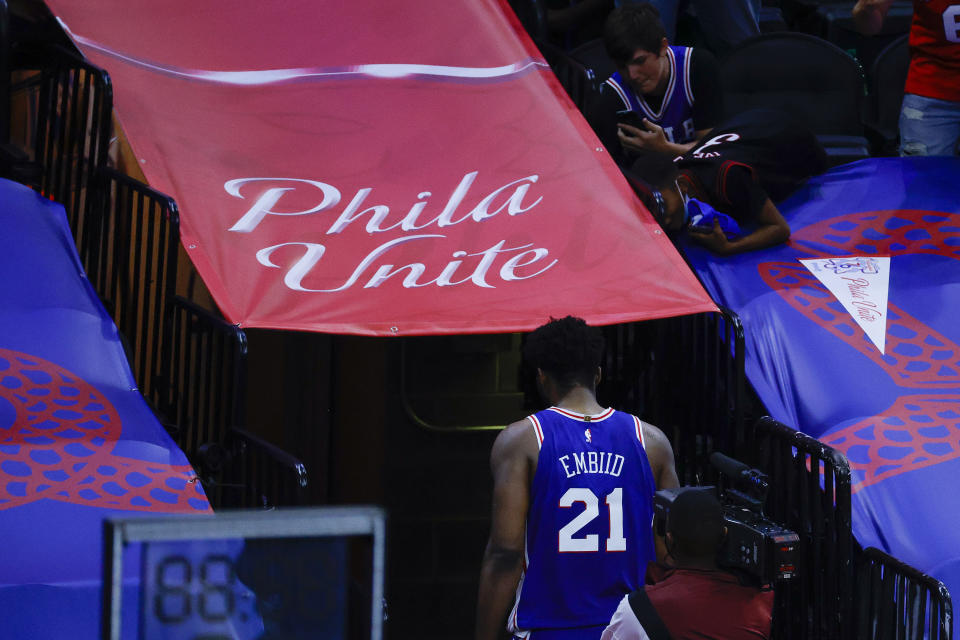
{"left": 604, "top": 76, "right": 633, "bottom": 111}
{"left": 604, "top": 48, "right": 683, "bottom": 122}
{"left": 633, "top": 415, "right": 646, "bottom": 448}
{"left": 507, "top": 536, "right": 531, "bottom": 636}
{"left": 527, "top": 414, "right": 545, "bottom": 449}
{"left": 636, "top": 46, "right": 677, "bottom": 121}
{"left": 682, "top": 46, "right": 694, "bottom": 104}
{"left": 546, "top": 406, "right": 615, "bottom": 422}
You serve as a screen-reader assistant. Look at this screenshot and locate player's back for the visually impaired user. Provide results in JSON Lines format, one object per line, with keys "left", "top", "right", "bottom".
{"left": 508, "top": 407, "right": 656, "bottom": 635}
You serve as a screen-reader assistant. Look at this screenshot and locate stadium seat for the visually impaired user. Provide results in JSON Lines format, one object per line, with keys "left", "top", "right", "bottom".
{"left": 864, "top": 34, "right": 909, "bottom": 156}
{"left": 569, "top": 37, "right": 617, "bottom": 87}
{"left": 719, "top": 32, "right": 871, "bottom": 166}
{"left": 758, "top": 6, "right": 789, "bottom": 33}
{"left": 808, "top": 2, "right": 912, "bottom": 71}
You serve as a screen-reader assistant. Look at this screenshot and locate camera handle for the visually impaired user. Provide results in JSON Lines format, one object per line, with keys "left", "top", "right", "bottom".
{"left": 710, "top": 452, "right": 770, "bottom": 514}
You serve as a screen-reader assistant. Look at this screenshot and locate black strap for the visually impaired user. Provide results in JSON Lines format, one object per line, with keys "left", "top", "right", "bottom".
{"left": 627, "top": 589, "right": 673, "bottom": 640}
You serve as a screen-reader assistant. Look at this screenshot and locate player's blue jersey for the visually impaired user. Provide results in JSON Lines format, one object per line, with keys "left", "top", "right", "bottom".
{"left": 605, "top": 45, "right": 696, "bottom": 145}
{"left": 508, "top": 407, "right": 657, "bottom": 635}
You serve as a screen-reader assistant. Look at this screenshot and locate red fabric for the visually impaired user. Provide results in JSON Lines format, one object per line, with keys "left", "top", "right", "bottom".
{"left": 905, "top": 0, "right": 960, "bottom": 102}
{"left": 45, "top": 0, "right": 715, "bottom": 336}
{"left": 647, "top": 569, "right": 773, "bottom": 639}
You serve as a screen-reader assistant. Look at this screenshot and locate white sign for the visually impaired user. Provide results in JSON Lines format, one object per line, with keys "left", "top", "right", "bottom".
{"left": 800, "top": 256, "right": 891, "bottom": 354}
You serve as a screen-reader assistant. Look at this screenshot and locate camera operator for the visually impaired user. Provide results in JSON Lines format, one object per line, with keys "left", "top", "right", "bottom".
{"left": 601, "top": 488, "right": 773, "bottom": 640}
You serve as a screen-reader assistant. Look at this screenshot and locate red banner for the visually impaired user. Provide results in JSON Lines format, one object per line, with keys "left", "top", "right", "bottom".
{"left": 46, "top": 0, "right": 715, "bottom": 335}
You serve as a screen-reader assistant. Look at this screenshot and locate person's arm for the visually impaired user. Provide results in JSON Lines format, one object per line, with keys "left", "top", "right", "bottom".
{"left": 643, "top": 423, "right": 679, "bottom": 491}
{"left": 618, "top": 119, "right": 698, "bottom": 157}
{"left": 642, "top": 422, "right": 679, "bottom": 566}
{"left": 475, "top": 420, "right": 537, "bottom": 640}
{"left": 689, "top": 197, "right": 790, "bottom": 255}
{"left": 852, "top": 0, "right": 895, "bottom": 36}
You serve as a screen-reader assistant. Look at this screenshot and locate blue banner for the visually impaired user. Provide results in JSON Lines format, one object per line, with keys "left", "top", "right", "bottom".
{"left": 682, "top": 157, "right": 960, "bottom": 634}
{"left": 0, "top": 179, "right": 210, "bottom": 638}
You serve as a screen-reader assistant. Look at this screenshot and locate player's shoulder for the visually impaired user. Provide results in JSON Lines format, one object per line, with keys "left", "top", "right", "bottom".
{"left": 492, "top": 416, "right": 539, "bottom": 461}
{"left": 639, "top": 420, "right": 671, "bottom": 449}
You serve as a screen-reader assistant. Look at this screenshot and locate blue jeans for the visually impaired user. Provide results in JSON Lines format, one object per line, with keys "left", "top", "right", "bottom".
{"left": 615, "top": 0, "right": 760, "bottom": 53}
{"left": 899, "top": 93, "right": 960, "bottom": 157}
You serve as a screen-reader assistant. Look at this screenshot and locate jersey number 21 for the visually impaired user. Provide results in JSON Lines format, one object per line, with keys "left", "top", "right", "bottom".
{"left": 558, "top": 487, "right": 626, "bottom": 552}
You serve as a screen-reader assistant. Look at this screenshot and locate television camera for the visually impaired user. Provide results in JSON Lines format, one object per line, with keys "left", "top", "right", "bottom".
{"left": 654, "top": 452, "right": 799, "bottom": 584}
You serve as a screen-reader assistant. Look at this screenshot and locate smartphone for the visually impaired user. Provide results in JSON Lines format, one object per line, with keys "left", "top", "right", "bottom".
{"left": 616, "top": 109, "right": 645, "bottom": 130}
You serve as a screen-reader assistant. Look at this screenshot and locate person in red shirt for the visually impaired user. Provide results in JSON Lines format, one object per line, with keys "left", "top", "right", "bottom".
{"left": 601, "top": 488, "right": 773, "bottom": 640}
{"left": 854, "top": 0, "right": 960, "bottom": 155}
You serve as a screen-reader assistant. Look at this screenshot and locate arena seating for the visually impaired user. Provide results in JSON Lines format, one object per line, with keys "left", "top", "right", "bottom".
{"left": 535, "top": 2, "right": 912, "bottom": 162}
{"left": 807, "top": 1, "right": 912, "bottom": 69}
{"left": 719, "top": 32, "right": 871, "bottom": 166}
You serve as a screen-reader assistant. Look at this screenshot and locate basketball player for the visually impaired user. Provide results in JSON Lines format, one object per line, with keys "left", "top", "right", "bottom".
{"left": 475, "top": 316, "right": 679, "bottom": 640}
{"left": 853, "top": 0, "right": 960, "bottom": 156}
{"left": 588, "top": 3, "right": 723, "bottom": 164}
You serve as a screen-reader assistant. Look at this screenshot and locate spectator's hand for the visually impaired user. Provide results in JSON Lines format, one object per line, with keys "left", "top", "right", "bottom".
{"left": 688, "top": 218, "right": 732, "bottom": 254}
{"left": 617, "top": 118, "right": 670, "bottom": 154}
{"left": 852, "top": 0, "right": 894, "bottom": 35}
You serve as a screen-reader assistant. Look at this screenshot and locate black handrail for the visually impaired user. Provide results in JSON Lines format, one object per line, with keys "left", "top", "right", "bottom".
{"left": 218, "top": 427, "right": 309, "bottom": 509}
{"left": 85, "top": 168, "right": 179, "bottom": 406}
{"left": 537, "top": 39, "right": 596, "bottom": 115}
{"left": 753, "top": 416, "right": 854, "bottom": 640}
{"left": 160, "top": 296, "right": 248, "bottom": 461}
{"left": 857, "top": 547, "right": 953, "bottom": 640}
{"left": 11, "top": 43, "right": 112, "bottom": 246}
{"left": 619, "top": 308, "right": 746, "bottom": 485}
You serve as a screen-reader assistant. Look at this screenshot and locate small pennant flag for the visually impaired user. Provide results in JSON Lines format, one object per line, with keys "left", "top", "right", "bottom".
{"left": 800, "top": 256, "right": 890, "bottom": 354}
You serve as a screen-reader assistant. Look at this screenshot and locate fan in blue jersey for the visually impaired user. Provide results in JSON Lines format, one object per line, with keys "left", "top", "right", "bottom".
{"left": 476, "top": 316, "right": 679, "bottom": 640}
{"left": 587, "top": 3, "right": 723, "bottom": 165}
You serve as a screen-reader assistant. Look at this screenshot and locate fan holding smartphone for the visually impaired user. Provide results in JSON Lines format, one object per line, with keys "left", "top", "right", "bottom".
{"left": 588, "top": 3, "right": 723, "bottom": 163}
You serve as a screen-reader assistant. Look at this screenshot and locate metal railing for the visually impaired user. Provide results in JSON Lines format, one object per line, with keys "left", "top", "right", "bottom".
{"left": 215, "top": 427, "right": 310, "bottom": 509}
{"left": 160, "top": 296, "right": 248, "bottom": 461}
{"left": 618, "top": 308, "right": 746, "bottom": 485}
{"left": 753, "top": 416, "right": 854, "bottom": 640}
{"left": 857, "top": 547, "right": 952, "bottom": 640}
{"left": 84, "top": 168, "right": 179, "bottom": 406}
{"left": 537, "top": 39, "right": 596, "bottom": 114}
{"left": 2, "top": 29, "right": 310, "bottom": 515}
{"left": 11, "top": 43, "right": 111, "bottom": 247}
